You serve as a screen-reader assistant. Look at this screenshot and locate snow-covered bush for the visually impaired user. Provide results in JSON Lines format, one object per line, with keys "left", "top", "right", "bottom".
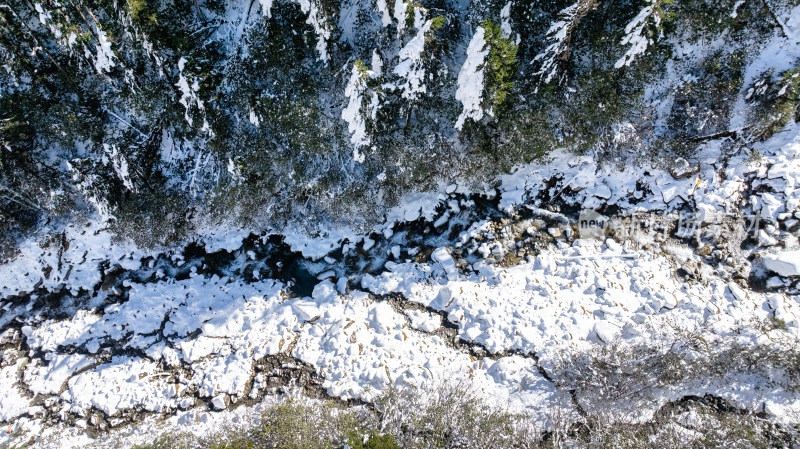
{"left": 481, "top": 19, "right": 518, "bottom": 118}
{"left": 532, "top": 0, "right": 598, "bottom": 86}
{"left": 0, "top": 0, "right": 795, "bottom": 243}
{"left": 747, "top": 67, "right": 800, "bottom": 139}
{"left": 343, "top": 59, "right": 380, "bottom": 160}
{"left": 552, "top": 320, "right": 800, "bottom": 418}
{"left": 614, "top": 0, "right": 676, "bottom": 69}
{"left": 455, "top": 19, "right": 517, "bottom": 130}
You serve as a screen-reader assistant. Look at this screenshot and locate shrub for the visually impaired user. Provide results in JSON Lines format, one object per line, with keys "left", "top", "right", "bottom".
{"left": 126, "top": 0, "right": 158, "bottom": 25}
{"left": 373, "top": 380, "right": 533, "bottom": 449}
{"left": 346, "top": 432, "right": 401, "bottom": 449}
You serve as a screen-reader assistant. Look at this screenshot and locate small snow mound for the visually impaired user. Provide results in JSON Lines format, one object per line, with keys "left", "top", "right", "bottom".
{"left": 594, "top": 322, "right": 620, "bottom": 344}
{"left": 293, "top": 301, "right": 322, "bottom": 322}
{"left": 763, "top": 250, "right": 800, "bottom": 277}
{"left": 431, "top": 247, "right": 455, "bottom": 270}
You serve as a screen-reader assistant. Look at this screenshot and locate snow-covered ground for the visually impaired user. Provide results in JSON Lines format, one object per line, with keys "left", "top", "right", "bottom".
{"left": 2, "top": 123, "right": 800, "bottom": 447}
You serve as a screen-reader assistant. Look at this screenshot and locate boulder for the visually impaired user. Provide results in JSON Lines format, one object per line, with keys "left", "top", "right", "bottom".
{"left": 669, "top": 157, "right": 700, "bottom": 179}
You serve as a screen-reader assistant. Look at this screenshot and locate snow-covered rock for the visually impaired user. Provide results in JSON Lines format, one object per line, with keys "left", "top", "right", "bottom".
{"left": 763, "top": 250, "right": 800, "bottom": 276}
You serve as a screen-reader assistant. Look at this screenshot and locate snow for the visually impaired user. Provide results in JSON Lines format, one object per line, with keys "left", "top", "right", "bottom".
{"left": 24, "top": 354, "right": 94, "bottom": 395}
{"left": 4, "top": 89, "right": 800, "bottom": 447}
{"left": 405, "top": 309, "right": 441, "bottom": 332}
{"left": 258, "top": 0, "right": 273, "bottom": 18}
{"left": 342, "top": 64, "right": 373, "bottom": 152}
{"left": 393, "top": 0, "right": 407, "bottom": 34}
{"left": 393, "top": 20, "right": 432, "bottom": 101}
{"left": 34, "top": 3, "right": 50, "bottom": 26}
{"left": 254, "top": 0, "right": 330, "bottom": 61}
{"left": 385, "top": 191, "right": 447, "bottom": 224}
{"left": 103, "top": 144, "right": 134, "bottom": 191}
{"left": 210, "top": 395, "right": 227, "bottom": 410}
{"left": 0, "top": 221, "right": 144, "bottom": 300}
{"left": 192, "top": 352, "right": 252, "bottom": 398}
{"left": 64, "top": 357, "right": 177, "bottom": 416}
{"left": 248, "top": 109, "right": 260, "bottom": 126}
{"left": 593, "top": 322, "right": 620, "bottom": 344}
{"left": 727, "top": 282, "right": 749, "bottom": 302}
{"left": 362, "top": 238, "right": 800, "bottom": 424}
{"left": 2, "top": 267, "right": 567, "bottom": 437}
{"left": 455, "top": 27, "right": 488, "bottom": 130}
{"left": 176, "top": 57, "right": 205, "bottom": 127}
{"left": 729, "top": 5, "right": 800, "bottom": 129}
{"left": 763, "top": 250, "right": 800, "bottom": 276}
{"left": 292, "top": 299, "right": 321, "bottom": 321}
{"left": 295, "top": 0, "right": 331, "bottom": 62}
{"left": 500, "top": 2, "right": 512, "bottom": 37}
{"left": 533, "top": 2, "right": 578, "bottom": 84}
{"left": 375, "top": 0, "right": 391, "bottom": 27}
{"left": 615, "top": 1, "right": 656, "bottom": 69}
{"left": 371, "top": 49, "right": 383, "bottom": 75}
{"left": 0, "top": 359, "right": 29, "bottom": 422}
{"left": 293, "top": 282, "right": 561, "bottom": 410}
{"left": 431, "top": 247, "right": 457, "bottom": 279}
{"left": 362, "top": 237, "right": 375, "bottom": 250}
{"left": 282, "top": 226, "right": 354, "bottom": 260}
{"left": 364, "top": 234, "right": 799, "bottom": 356}
{"left": 93, "top": 30, "right": 116, "bottom": 74}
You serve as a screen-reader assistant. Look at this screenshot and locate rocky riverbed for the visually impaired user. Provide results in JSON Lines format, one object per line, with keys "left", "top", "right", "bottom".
{"left": 2, "top": 132, "right": 800, "bottom": 447}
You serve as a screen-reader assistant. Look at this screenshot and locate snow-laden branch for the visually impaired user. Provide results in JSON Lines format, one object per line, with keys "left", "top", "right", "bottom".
{"left": 500, "top": 1, "right": 512, "bottom": 37}
{"left": 393, "top": 20, "right": 433, "bottom": 102}
{"left": 532, "top": 0, "right": 596, "bottom": 85}
{"left": 342, "top": 59, "right": 381, "bottom": 162}
{"left": 258, "top": 0, "right": 274, "bottom": 18}
{"left": 296, "top": 0, "right": 332, "bottom": 62}
{"left": 614, "top": 0, "right": 659, "bottom": 69}
{"left": 393, "top": 0, "right": 427, "bottom": 35}
{"left": 258, "top": 0, "right": 331, "bottom": 62}
{"left": 103, "top": 144, "right": 136, "bottom": 191}
{"left": 455, "top": 26, "right": 489, "bottom": 130}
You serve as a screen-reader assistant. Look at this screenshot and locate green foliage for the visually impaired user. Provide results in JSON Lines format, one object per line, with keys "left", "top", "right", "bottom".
{"left": 480, "top": 19, "right": 518, "bottom": 117}
{"left": 770, "top": 317, "right": 788, "bottom": 331}
{"left": 430, "top": 16, "right": 446, "bottom": 31}
{"left": 76, "top": 30, "right": 93, "bottom": 44}
{"left": 651, "top": 0, "right": 678, "bottom": 33}
{"left": 254, "top": 402, "right": 337, "bottom": 448}
{"left": 126, "top": 0, "right": 158, "bottom": 26}
{"left": 346, "top": 432, "right": 401, "bottom": 449}
{"left": 404, "top": 1, "right": 427, "bottom": 30}
{"left": 207, "top": 400, "right": 368, "bottom": 449}
{"left": 363, "top": 434, "right": 401, "bottom": 449}
{"left": 0, "top": 0, "right": 796, "bottom": 255}
{"left": 354, "top": 59, "right": 369, "bottom": 79}
{"left": 129, "top": 433, "right": 196, "bottom": 449}
{"left": 768, "top": 68, "right": 800, "bottom": 134}
{"left": 495, "top": 106, "right": 556, "bottom": 164}
{"left": 206, "top": 438, "right": 256, "bottom": 449}
{"left": 567, "top": 69, "right": 633, "bottom": 152}
{"left": 373, "top": 381, "right": 528, "bottom": 449}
